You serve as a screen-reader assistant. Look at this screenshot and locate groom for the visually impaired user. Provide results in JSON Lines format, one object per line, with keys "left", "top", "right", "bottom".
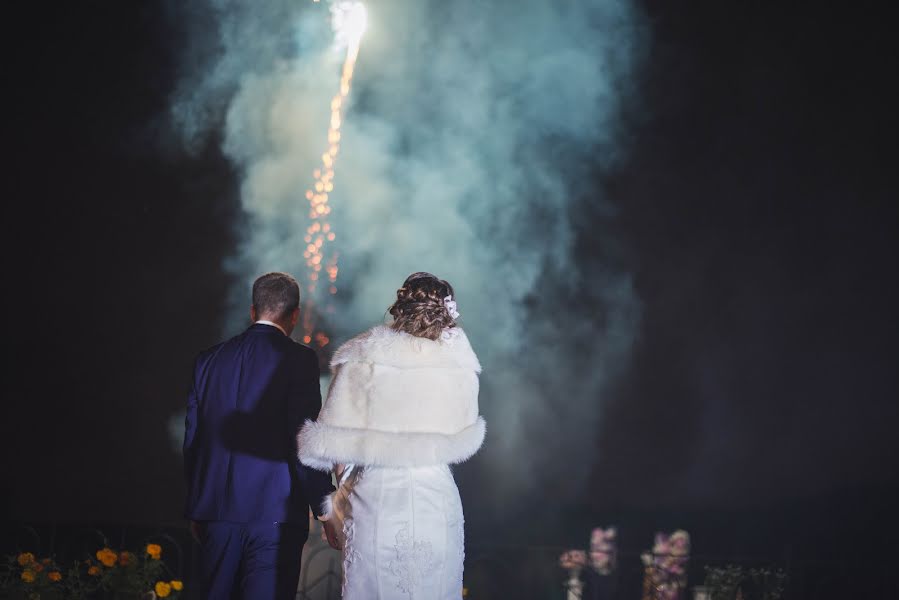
{"left": 183, "top": 272, "right": 338, "bottom": 599}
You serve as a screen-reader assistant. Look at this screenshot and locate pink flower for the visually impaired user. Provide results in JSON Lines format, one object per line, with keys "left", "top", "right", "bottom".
{"left": 591, "top": 527, "right": 617, "bottom": 546}
{"left": 559, "top": 549, "right": 587, "bottom": 570}
{"left": 652, "top": 533, "right": 671, "bottom": 555}
{"left": 643, "top": 529, "right": 691, "bottom": 590}
{"left": 591, "top": 527, "right": 617, "bottom": 553}
{"left": 591, "top": 551, "right": 609, "bottom": 566}
{"left": 669, "top": 530, "right": 690, "bottom": 555}
{"left": 667, "top": 561, "right": 685, "bottom": 575}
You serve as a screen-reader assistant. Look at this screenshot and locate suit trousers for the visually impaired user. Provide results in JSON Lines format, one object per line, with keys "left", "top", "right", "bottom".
{"left": 195, "top": 520, "right": 308, "bottom": 600}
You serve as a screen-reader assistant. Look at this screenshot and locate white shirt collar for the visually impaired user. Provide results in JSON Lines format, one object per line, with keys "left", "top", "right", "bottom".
{"left": 255, "top": 320, "right": 287, "bottom": 336}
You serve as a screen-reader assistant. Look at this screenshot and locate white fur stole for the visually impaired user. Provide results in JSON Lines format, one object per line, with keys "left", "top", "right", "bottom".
{"left": 297, "top": 326, "right": 485, "bottom": 470}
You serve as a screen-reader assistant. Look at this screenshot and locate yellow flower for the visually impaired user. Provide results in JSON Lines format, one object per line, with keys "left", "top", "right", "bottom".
{"left": 21, "top": 569, "right": 36, "bottom": 583}
{"left": 96, "top": 547, "right": 118, "bottom": 567}
{"left": 88, "top": 565, "right": 101, "bottom": 576}
{"left": 146, "top": 543, "right": 162, "bottom": 559}
{"left": 49, "top": 571, "right": 63, "bottom": 582}
{"left": 155, "top": 581, "right": 172, "bottom": 598}
{"left": 17, "top": 552, "right": 36, "bottom": 566}
{"left": 170, "top": 580, "right": 183, "bottom": 591}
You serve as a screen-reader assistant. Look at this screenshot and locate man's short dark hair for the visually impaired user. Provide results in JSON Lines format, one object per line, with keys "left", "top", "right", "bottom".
{"left": 252, "top": 272, "right": 300, "bottom": 320}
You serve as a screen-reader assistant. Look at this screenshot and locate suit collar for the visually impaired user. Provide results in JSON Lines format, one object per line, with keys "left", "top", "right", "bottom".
{"left": 249, "top": 322, "right": 287, "bottom": 336}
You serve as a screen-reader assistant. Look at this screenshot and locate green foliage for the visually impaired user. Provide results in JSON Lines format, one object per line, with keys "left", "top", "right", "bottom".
{"left": 703, "top": 564, "right": 743, "bottom": 599}
{"left": 746, "top": 567, "right": 788, "bottom": 600}
{"left": 703, "top": 564, "right": 788, "bottom": 600}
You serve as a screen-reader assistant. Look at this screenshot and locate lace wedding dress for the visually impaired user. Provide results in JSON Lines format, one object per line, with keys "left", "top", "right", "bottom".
{"left": 297, "top": 325, "right": 485, "bottom": 600}
{"left": 334, "top": 464, "right": 465, "bottom": 599}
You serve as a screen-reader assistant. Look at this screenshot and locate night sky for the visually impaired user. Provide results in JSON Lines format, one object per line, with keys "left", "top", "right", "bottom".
{"left": 4, "top": 1, "right": 897, "bottom": 558}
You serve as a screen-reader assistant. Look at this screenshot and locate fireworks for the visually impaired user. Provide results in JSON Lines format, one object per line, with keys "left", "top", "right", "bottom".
{"left": 331, "top": 1, "right": 368, "bottom": 52}
{"left": 301, "top": 1, "right": 367, "bottom": 345}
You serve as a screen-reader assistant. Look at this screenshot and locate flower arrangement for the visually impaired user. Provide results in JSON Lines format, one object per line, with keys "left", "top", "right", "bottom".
{"left": 640, "top": 529, "right": 690, "bottom": 600}
{"left": 558, "top": 550, "right": 587, "bottom": 599}
{"left": 1, "top": 543, "right": 184, "bottom": 600}
{"left": 558, "top": 549, "right": 587, "bottom": 571}
{"left": 558, "top": 526, "right": 618, "bottom": 599}
{"left": 0, "top": 552, "right": 66, "bottom": 599}
{"left": 589, "top": 527, "right": 617, "bottom": 576}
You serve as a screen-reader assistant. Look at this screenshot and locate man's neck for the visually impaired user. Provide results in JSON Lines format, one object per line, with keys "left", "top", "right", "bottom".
{"left": 255, "top": 320, "right": 287, "bottom": 336}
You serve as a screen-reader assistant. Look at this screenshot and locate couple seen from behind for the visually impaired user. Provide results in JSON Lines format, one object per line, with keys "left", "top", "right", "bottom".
{"left": 183, "top": 271, "right": 485, "bottom": 599}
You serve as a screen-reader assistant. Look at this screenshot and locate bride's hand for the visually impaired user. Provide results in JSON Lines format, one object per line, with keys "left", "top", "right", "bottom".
{"left": 321, "top": 519, "right": 342, "bottom": 550}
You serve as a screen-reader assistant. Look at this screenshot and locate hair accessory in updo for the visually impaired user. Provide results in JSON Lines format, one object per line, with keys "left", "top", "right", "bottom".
{"left": 444, "top": 295, "right": 460, "bottom": 319}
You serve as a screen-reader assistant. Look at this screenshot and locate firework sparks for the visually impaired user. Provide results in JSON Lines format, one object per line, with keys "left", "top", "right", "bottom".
{"left": 301, "top": 1, "right": 367, "bottom": 346}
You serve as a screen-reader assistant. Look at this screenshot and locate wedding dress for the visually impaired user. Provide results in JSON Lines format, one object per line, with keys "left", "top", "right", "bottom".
{"left": 298, "top": 325, "right": 485, "bottom": 599}
{"left": 334, "top": 464, "right": 465, "bottom": 599}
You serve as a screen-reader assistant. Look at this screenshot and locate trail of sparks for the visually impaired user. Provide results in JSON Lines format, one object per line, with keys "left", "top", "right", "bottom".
{"left": 301, "top": 2, "right": 366, "bottom": 347}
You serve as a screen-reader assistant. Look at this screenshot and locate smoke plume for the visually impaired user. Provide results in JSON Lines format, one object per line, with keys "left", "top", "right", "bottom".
{"left": 170, "top": 0, "right": 644, "bottom": 526}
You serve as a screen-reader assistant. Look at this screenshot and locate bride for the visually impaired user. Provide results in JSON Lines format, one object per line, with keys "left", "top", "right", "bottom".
{"left": 298, "top": 272, "right": 485, "bottom": 599}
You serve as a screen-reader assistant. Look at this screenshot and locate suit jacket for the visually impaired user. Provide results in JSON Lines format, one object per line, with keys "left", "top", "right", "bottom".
{"left": 184, "top": 323, "right": 334, "bottom": 524}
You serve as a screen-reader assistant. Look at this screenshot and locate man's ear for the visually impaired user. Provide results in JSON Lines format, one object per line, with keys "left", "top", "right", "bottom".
{"left": 250, "top": 305, "right": 258, "bottom": 322}
{"left": 290, "top": 307, "right": 300, "bottom": 326}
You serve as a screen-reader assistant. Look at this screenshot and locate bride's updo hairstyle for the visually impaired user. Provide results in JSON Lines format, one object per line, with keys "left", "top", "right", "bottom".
{"left": 388, "top": 272, "right": 457, "bottom": 341}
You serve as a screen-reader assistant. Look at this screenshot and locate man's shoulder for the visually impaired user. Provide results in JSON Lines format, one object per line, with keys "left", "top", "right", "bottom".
{"left": 194, "top": 329, "right": 251, "bottom": 366}
{"left": 285, "top": 340, "right": 323, "bottom": 377}
{"left": 252, "top": 329, "right": 316, "bottom": 360}
{"left": 204, "top": 327, "right": 317, "bottom": 363}
{"left": 284, "top": 337, "right": 318, "bottom": 362}
{"left": 194, "top": 339, "right": 227, "bottom": 365}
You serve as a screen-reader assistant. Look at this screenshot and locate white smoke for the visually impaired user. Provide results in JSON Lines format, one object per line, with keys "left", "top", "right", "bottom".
{"left": 170, "top": 0, "right": 644, "bottom": 521}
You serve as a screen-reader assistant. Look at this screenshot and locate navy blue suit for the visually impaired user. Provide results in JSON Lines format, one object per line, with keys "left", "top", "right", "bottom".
{"left": 184, "top": 323, "right": 334, "bottom": 599}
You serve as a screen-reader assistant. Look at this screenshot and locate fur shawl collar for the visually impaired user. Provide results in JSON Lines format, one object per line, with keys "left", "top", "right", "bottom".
{"left": 298, "top": 325, "right": 485, "bottom": 470}
{"left": 330, "top": 325, "right": 482, "bottom": 372}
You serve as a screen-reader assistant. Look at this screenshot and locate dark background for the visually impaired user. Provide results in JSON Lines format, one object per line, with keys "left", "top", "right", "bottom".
{"left": 3, "top": 0, "right": 897, "bottom": 570}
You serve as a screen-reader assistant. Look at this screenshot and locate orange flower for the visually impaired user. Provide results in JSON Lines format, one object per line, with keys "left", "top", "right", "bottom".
{"left": 49, "top": 571, "right": 63, "bottom": 582}
{"left": 119, "top": 551, "right": 135, "bottom": 566}
{"left": 155, "top": 581, "right": 172, "bottom": 598}
{"left": 17, "top": 552, "right": 36, "bottom": 566}
{"left": 146, "top": 543, "right": 162, "bottom": 560}
{"left": 88, "top": 565, "right": 101, "bottom": 576}
{"left": 41, "top": 558, "right": 52, "bottom": 565}
{"left": 96, "top": 547, "right": 118, "bottom": 567}
{"left": 34, "top": 563, "right": 44, "bottom": 572}
{"left": 21, "top": 569, "right": 36, "bottom": 583}
{"left": 170, "top": 580, "right": 183, "bottom": 591}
